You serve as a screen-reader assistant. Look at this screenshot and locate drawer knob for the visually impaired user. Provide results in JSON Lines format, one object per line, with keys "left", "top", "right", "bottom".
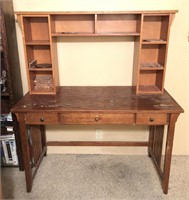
{"left": 95, "top": 116, "right": 99, "bottom": 122}
{"left": 150, "top": 118, "right": 154, "bottom": 122}
{"left": 40, "top": 118, "right": 44, "bottom": 122}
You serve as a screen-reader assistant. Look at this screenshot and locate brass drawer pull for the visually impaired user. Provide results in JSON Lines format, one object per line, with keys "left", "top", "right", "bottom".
{"left": 95, "top": 116, "right": 99, "bottom": 122}
{"left": 40, "top": 118, "right": 44, "bottom": 122}
{"left": 150, "top": 117, "right": 154, "bottom": 122}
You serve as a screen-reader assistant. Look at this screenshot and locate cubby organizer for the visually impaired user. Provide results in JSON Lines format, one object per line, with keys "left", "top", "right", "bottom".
{"left": 16, "top": 11, "right": 177, "bottom": 94}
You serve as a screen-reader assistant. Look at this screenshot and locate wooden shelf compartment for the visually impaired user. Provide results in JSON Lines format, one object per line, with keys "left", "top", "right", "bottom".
{"left": 26, "top": 45, "right": 52, "bottom": 69}
{"left": 50, "top": 14, "right": 95, "bottom": 35}
{"left": 140, "top": 44, "right": 166, "bottom": 69}
{"left": 142, "top": 15, "right": 170, "bottom": 41}
{"left": 23, "top": 16, "right": 50, "bottom": 42}
{"left": 138, "top": 70, "right": 164, "bottom": 94}
{"left": 16, "top": 11, "right": 177, "bottom": 95}
{"left": 138, "top": 85, "right": 162, "bottom": 94}
{"left": 29, "top": 71, "right": 55, "bottom": 94}
{"left": 50, "top": 13, "right": 141, "bottom": 36}
{"left": 97, "top": 14, "right": 141, "bottom": 35}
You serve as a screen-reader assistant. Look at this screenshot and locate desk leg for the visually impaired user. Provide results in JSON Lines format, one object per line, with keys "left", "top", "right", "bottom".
{"left": 12, "top": 113, "right": 24, "bottom": 171}
{"left": 17, "top": 114, "right": 33, "bottom": 192}
{"left": 162, "top": 114, "right": 179, "bottom": 194}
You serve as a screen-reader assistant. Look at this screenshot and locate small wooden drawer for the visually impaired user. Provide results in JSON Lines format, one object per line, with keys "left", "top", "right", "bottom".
{"left": 60, "top": 113, "right": 134, "bottom": 125}
{"left": 25, "top": 113, "right": 58, "bottom": 124}
{"left": 136, "top": 114, "right": 169, "bottom": 125}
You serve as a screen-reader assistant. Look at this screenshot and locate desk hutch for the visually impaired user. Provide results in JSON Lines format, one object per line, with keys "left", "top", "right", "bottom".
{"left": 12, "top": 10, "right": 184, "bottom": 194}
{"left": 16, "top": 10, "right": 176, "bottom": 95}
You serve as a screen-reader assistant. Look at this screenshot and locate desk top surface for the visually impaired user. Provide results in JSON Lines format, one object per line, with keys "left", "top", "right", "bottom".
{"left": 12, "top": 86, "right": 183, "bottom": 114}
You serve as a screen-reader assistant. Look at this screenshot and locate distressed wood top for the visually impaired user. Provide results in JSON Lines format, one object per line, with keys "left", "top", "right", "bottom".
{"left": 11, "top": 86, "right": 183, "bottom": 114}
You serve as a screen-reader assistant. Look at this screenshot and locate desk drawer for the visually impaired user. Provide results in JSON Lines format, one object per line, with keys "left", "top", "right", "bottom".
{"left": 136, "top": 114, "right": 169, "bottom": 125}
{"left": 60, "top": 113, "right": 134, "bottom": 125}
{"left": 25, "top": 113, "right": 58, "bottom": 124}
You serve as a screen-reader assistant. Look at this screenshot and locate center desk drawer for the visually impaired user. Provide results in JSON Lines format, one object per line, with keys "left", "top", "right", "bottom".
{"left": 136, "top": 114, "right": 169, "bottom": 125}
{"left": 60, "top": 113, "right": 134, "bottom": 125}
{"left": 25, "top": 113, "right": 58, "bottom": 124}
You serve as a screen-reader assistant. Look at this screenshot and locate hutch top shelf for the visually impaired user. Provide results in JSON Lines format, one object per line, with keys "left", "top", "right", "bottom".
{"left": 16, "top": 10, "right": 177, "bottom": 95}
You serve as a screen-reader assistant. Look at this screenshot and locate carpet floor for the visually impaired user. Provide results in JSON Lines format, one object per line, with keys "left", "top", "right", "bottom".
{"left": 1, "top": 155, "right": 189, "bottom": 200}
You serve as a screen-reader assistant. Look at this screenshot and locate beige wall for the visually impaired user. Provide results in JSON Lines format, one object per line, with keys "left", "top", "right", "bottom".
{"left": 13, "top": 0, "right": 189, "bottom": 155}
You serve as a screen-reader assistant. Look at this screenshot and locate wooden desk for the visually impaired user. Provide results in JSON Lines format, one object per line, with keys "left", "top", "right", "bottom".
{"left": 11, "top": 86, "right": 183, "bottom": 194}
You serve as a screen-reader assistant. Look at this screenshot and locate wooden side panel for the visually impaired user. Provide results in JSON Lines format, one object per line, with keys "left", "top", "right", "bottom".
{"left": 29, "top": 126, "right": 43, "bottom": 166}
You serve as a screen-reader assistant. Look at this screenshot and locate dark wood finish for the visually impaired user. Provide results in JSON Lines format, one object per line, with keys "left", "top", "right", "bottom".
{"left": 59, "top": 113, "right": 134, "bottom": 125}
{"left": 12, "top": 86, "right": 183, "bottom": 113}
{"left": 162, "top": 114, "right": 179, "bottom": 194}
{"left": 153, "top": 126, "right": 164, "bottom": 166}
{"left": 26, "top": 113, "right": 59, "bottom": 124}
{"left": 40, "top": 126, "right": 47, "bottom": 156}
{"left": 148, "top": 125, "right": 164, "bottom": 171}
{"left": 11, "top": 86, "right": 183, "bottom": 194}
{"left": 30, "top": 126, "right": 43, "bottom": 166}
{"left": 47, "top": 141, "right": 149, "bottom": 146}
{"left": 12, "top": 114, "right": 24, "bottom": 170}
{"left": 136, "top": 114, "right": 168, "bottom": 125}
{"left": 17, "top": 114, "right": 33, "bottom": 192}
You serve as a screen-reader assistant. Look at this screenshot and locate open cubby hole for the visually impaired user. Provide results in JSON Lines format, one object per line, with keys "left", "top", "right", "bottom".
{"left": 23, "top": 16, "right": 50, "bottom": 42}
{"left": 26, "top": 45, "right": 52, "bottom": 68}
{"left": 29, "top": 71, "right": 54, "bottom": 93}
{"left": 97, "top": 14, "right": 141, "bottom": 34}
{"left": 50, "top": 14, "right": 95, "bottom": 34}
{"left": 142, "top": 15, "right": 170, "bottom": 41}
{"left": 138, "top": 70, "right": 163, "bottom": 93}
{"left": 140, "top": 44, "right": 166, "bottom": 69}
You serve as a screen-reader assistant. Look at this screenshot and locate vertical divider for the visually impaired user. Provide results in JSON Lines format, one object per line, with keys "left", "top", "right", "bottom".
{"left": 133, "top": 14, "right": 143, "bottom": 94}
{"left": 137, "top": 14, "right": 144, "bottom": 93}
{"left": 48, "top": 15, "right": 60, "bottom": 91}
{"left": 160, "top": 14, "right": 171, "bottom": 94}
{"left": 20, "top": 15, "right": 32, "bottom": 93}
{"left": 94, "top": 14, "right": 97, "bottom": 34}
{"left": 47, "top": 15, "right": 55, "bottom": 93}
